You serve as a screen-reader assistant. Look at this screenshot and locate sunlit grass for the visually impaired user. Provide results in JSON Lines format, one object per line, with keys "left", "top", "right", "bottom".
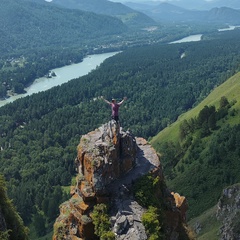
{"left": 151, "top": 71, "right": 240, "bottom": 146}
{"left": 188, "top": 206, "right": 221, "bottom": 240}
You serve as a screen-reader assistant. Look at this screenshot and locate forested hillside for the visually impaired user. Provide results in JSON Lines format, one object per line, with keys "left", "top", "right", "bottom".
{"left": 0, "top": 30, "right": 240, "bottom": 237}
{"left": 43, "top": 0, "right": 156, "bottom": 27}
{"left": 0, "top": 0, "right": 223, "bottom": 100}
{"left": 151, "top": 71, "right": 240, "bottom": 221}
{"left": 0, "top": 0, "right": 127, "bottom": 98}
{"left": 0, "top": 0, "right": 126, "bottom": 56}
{"left": 0, "top": 175, "right": 28, "bottom": 240}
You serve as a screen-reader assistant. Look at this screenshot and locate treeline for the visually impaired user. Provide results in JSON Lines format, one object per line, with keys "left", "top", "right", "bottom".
{"left": 179, "top": 96, "right": 233, "bottom": 140}
{"left": 0, "top": 30, "right": 240, "bottom": 236}
{"left": 156, "top": 96, "right": 240, "bottom": 218}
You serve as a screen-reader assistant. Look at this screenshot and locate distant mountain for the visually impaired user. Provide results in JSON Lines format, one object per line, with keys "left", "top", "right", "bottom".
{"left": 169, "top": 0, "right": 240, "bottom": 10}
{"left": 41, "top": 0, "right": 156, "bottom": 28}
{"left": 208, "top": 7, "right": 240, "bottom": 23}
{"left": 0, "top": 0, "right": 127, "bottom": 54}
{"left": 125, "top": 2, "right": 240, "bottom": 24}
{"left": 133, "top": 0, "right": 240, "bottom": 11}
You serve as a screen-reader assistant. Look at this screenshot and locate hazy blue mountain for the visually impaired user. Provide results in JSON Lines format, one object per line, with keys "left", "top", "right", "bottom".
{"left": 124, "top": 2, "right": 240, "bottom": 24}
{"left": 40, "top": 0, "right": 156, "bottom": 28}
{"left": 136, "top": 0, "right": 240, "bottom": 10}
{"left": 170, "top": 0, "right": 240, "bottom": 10}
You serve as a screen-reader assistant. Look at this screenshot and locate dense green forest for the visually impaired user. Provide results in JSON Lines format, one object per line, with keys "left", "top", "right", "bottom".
{"left": 44, "top": 0, "right": 156, "bottom": 28}
{"left": 0, "top": 0, "right": 223, "bottom": 99}
{"left": 0, "top": 175, "right": 28, "bottom": 240}
{"left": 0, "top": 0, "right": 127, "bottom": 56}
{"left": 151, "top": 71, "right": 240, "bottom": 221}
{"left": 0, "top": 30, "right": 240, "bottom": 237}
{"left": 0, "top": 0, "right": 127, "bottom": 98}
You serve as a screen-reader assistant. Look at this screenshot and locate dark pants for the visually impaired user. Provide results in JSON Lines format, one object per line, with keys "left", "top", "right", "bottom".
{"left": 111, "top": 116, "right": 119, "bottom": 122}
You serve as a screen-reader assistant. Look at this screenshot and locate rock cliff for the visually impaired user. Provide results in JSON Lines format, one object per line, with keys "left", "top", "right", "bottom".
{"left": 217, "top": 183, "right": 240, "bottom": 240}
{"left": 53, "top": 121, "right": 190, "bottom": 240}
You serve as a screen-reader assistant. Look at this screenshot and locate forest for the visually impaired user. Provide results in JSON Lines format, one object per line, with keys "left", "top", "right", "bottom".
{"left": 0, "top": 0, "right": 127, "bottom": 98}
{"left": 0, "top": 175, "right": 28, "bottom": 240}
{"left": 0, "top": 0, "right": 223, "bottom": 100}
{"left": 151, "top": 75, "right": 240, "bottom": 220}
{"left": 0, "top": 29, "right": 240, "bottom": 238}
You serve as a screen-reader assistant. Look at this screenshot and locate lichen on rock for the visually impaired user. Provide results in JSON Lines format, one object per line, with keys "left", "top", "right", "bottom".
{"left": 53, "top": 121, "right": 190, "bottom": 240}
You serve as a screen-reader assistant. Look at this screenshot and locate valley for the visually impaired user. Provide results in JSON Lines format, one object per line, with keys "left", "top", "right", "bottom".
{"left": 0, "top": 51, "right": 119, "bottom": 107}
{"left": 0, "top": 0, "right": 240, "bottom": 239}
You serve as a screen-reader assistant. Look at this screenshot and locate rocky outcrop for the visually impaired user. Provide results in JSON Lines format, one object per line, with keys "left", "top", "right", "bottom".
{"left": 217, "top": 183, "right": 240, "bottom": 240}
{"left": 53, "top": 121, "right": 189, "bottom": 240}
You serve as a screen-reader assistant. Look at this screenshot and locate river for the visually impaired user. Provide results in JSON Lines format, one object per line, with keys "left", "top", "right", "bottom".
{"left": 0, "top": 51, "right": 119, "bottom": 107}
{"left": 169, "top": 34, "right": 203, "bottom": 44}
{"left": 218, "top": 25, "right": 240, "bottom": 32}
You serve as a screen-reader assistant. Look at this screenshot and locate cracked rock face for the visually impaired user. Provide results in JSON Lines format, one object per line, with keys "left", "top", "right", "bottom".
{"left": 76, "top": 121, "right": 137, "bottom": 196}
{"left": 217, "top": 184, "right": 240, "bottom": 240}
{"left": 53, "top": 121, "right": 189, "bottom": 240}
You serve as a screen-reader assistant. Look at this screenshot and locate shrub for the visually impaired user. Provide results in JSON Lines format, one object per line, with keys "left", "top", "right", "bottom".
{"left": 142, "top": 206, "right": 162, "bottom": 240}
{"left": 91, "top": 204, "right": 112, "bottom": 239}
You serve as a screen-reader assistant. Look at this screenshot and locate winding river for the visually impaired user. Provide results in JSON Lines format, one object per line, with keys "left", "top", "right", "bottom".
{"left": 0, "top": 34, "right": 205, "bottom": 108}
{"left": 2, "top": 23, "right": 239, "bottom": 109}
{"left": 0, "top": 51, "right": 119, "bottom": 107}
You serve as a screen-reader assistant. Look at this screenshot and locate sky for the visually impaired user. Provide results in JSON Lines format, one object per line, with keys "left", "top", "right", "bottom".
{"left": 109, "top": 0, "right": 215, "bottom": 2}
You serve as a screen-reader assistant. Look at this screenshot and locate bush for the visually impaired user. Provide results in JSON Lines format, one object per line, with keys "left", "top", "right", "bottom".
{"left": 134, "top": 174, "right": 161, "bottom": 208}
{"left": 142, "top": 206, "right": 162, "bottom": 240}
{"left": 91, "top": 204, "right": 112, "bottom": 239}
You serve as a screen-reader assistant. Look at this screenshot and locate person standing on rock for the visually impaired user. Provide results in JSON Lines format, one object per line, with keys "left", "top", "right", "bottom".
{"left": 101, "top": 96, "right": 127, "bottom": 123}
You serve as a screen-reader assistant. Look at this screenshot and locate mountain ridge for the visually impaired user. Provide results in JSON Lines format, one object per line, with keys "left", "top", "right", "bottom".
{"left": 0, "top": 0, "right": 127, "bottom": 53}
{"left": 34, "top": 0, "right": 156, "bottom": 27}
{"left": 127, "top": 0, "right": 240, "bottom": 10}
{"left": 125, "top": 1, "right": 240, "bottom": 24}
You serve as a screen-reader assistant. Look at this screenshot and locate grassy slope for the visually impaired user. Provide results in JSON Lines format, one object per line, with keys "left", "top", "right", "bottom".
{"left": 150, "top": 72, "right": 240, "bottom": 238}
{"left": 151, "top": 71, "right": 240, "bottom": 146}
{"left": 188, "top": 206, "right": 221, "bottom": 240}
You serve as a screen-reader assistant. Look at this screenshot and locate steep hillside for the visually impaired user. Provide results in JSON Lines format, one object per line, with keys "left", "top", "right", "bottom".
{"left": 0, "top": 175, "right": 28, "bottom": 240}
{"left": 188, "top": 183, "right": 240, "bottom": 239}
{"left": 42, "top": 0, "right": 156, "bottom": 28}
{"left": 151, "top": 72, "right": 240, "bottom": 220}
{"left": 0, "top": 0, "right": 127, "bottom": 55}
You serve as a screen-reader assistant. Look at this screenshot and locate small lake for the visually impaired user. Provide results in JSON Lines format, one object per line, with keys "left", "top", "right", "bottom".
{"left": 0, "top": 51, "right": 119, "bottom": 107}
{"left": 169, "top": 34, "right": 203, "bottom": 44}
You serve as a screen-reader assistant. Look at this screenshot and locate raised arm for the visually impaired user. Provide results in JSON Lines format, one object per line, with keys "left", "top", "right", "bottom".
{"left": 101, "top": 96, "right": 111, "bottom": 104}
{"left": 118, "top": 97, "right": 127, "bottom": 105}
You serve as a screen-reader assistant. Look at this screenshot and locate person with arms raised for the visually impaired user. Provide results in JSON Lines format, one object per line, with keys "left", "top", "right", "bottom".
{"left": 101, "top": 96, "right": 127, "bottom": 124}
